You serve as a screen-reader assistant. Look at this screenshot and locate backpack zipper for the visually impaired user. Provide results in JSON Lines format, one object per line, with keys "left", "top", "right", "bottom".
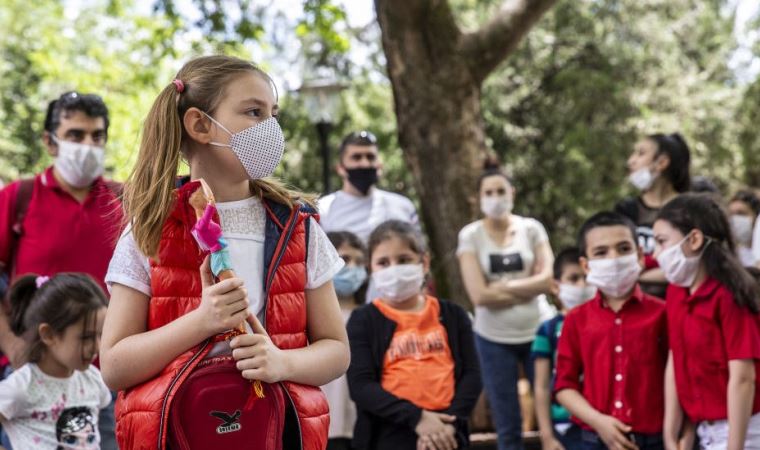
{"left": 157, "top": 339, "right": 210, "bottom": 449}
{"left": 280, "top": 383, "right": 304, "bottom": 450}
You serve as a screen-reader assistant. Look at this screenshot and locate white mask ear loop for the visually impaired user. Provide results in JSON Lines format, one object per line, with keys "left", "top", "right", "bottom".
{"left": 202, "top": 112, "right": 233, "bottom": 148}
{"left": 681, "top": 231, "right": 712, "bottom": 258}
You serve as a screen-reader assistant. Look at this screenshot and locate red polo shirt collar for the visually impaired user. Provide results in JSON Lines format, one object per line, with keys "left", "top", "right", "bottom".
{"left": 42, "top": 166, "right": 106, "bottom": 199}
{"left": 593, "top": 284, "right": 646, "bottom": 309}
{"left": 682, "top": 276, "right": 721, "bottom": 304}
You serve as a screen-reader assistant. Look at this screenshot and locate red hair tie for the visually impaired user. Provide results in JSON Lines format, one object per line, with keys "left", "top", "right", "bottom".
{"left": 172, "top": 79, "right": 185, "bottom": 93}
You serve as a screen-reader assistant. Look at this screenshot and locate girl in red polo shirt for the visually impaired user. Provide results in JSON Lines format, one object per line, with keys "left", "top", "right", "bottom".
{"left": 654, "top": 193, "right": 760, "bottom": 450}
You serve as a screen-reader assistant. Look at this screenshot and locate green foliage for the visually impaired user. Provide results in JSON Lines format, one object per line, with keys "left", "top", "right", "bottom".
{"left": 0, "top": 0, "right": 181, "bottom": 182}
{"left": 736, "top": 77, "right": 760, "bottom": 186}
{"left": 472, "top": 0, "right": 749, "bottom": 248}
{"left": 278, "top": 75, "right": 408, "bottom": 196}
{"left": 155, "top": 0, "right": 266, "bottom": 49}
{"left": 298, "top": 0, "right": 350, "bottom": 57}
{"left": 0, "top": 0, "right": 757, "bottom": 258}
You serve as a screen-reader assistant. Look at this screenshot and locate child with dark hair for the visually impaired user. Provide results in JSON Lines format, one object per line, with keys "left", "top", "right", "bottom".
{"left": 555, "top": 212, "right": 668, "bottom": 450}
{"left": 347, "top": 220, "right": 481, "bottom": 450}
{"left": 329, "top": 231, "right": 369, "bottom": 306}
{"left": 323, "top": 231, "right": 368, "bottom": 450}
{"left": 0, "top": 273, "right": 110, "bottom": 449}
{"left": 654, "top": 193, "right": 760, "bottom": 450}
{"left": 532, "top": 248, "right": 595, "bottom": 450}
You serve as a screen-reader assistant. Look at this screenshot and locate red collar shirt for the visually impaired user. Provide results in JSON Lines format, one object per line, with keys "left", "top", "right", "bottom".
{"left": 554, "top": 285, "right": 668, "bottom": 434}
{"left": 0, "top": 167, "right": 123, "bottom": 292}
{"left": 666, "top": 277, "right": 760, "bottom": 422}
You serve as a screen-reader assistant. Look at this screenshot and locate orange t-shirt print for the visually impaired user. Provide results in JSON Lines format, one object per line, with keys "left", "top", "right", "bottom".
{"left": 374, "top": 296, "right": 455, "bottom": 411}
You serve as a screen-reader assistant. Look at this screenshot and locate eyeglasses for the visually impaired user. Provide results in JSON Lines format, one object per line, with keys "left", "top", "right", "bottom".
{"left": 58, "top": 91, "right": 105, "bottom": 104}
{"left": 348, "top": 130, "right": 377, "bottom": 145}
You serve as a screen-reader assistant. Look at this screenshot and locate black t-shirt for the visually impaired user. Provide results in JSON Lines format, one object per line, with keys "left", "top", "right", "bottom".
{"left": 614, "top": 196, "right": 660, "bottom": 255}
{"left": 615, "top": 196, "right": 667, "bottom": 299}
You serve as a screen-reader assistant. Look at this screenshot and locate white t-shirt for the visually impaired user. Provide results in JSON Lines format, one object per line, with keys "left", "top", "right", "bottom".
{"left": 0, "top": 364, "right": 111, "bottom": 449}
{"left": 457, "top": 216, "right": 550, "bottom": 344}
{"left": 106, "top": 196, "right": 345, "bottom": 319}
{"left": 321, "top": 307, "right": 356, "bottom": 439}
{"left": 738, "top": 244, "right": 755, "bottom": 267}
{"left": 318, "top": 188, "right": 419, "bottom": 242}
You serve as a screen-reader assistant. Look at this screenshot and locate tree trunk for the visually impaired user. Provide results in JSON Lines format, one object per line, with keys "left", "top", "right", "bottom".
{"left": 375, "top": 0, "right": 557, "bottom": 306}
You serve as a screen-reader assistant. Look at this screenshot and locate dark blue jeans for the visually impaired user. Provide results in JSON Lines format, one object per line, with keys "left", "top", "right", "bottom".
{"left": 580, "top": 429, "right": 664, "bottom": 450}
{"left": 99, "top": 391, "right": 118, "bottom": 449}
{"left": 557, "top": 424, "right": 583, "bottom": 450}
{"left": 475, "top": 334, "right": 534, "bottom": 450}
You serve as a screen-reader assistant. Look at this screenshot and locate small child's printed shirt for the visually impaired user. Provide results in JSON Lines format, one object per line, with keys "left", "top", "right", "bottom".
{"left": 0, "top": 363, "right": 111, "bottom": 449}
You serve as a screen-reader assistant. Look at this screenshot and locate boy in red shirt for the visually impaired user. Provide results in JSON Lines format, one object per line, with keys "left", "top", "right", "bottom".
{"left": 555, "top": 211, "right": 668, "bottom": 450}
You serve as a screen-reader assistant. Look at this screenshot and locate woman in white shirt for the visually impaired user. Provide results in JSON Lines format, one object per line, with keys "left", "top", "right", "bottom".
{"left": 457, "top": 160, "right": 554, "bottom": 450}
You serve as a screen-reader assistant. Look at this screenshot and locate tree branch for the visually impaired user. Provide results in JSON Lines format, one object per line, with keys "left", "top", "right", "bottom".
{"left": 375, "top": 0, "right": 462, "bottom": 67}
{"left": 461, "top": 0, "right": 558, "bottom": 83}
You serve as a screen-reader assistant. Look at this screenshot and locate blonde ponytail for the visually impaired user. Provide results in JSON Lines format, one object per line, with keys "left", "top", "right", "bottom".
{"left": 122, "top": 85, "right": 183, "bottom": 259}
{"left": 251, "top": 178, "right": 317, "bottom": 209}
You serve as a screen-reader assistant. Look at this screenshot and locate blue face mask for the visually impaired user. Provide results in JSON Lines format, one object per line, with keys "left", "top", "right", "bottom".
{"left": 333, "top": 266, "right": 368, "bottom": 298}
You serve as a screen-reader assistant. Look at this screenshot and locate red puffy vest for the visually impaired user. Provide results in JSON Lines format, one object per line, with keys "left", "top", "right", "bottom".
{"left": 114, "top": 180, "right": 329, "bottom": 449}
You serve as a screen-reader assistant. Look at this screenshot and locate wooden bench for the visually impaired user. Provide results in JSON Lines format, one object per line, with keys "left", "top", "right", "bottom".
{"left": 470, "top": 431, "right": 542, "bottom": 449}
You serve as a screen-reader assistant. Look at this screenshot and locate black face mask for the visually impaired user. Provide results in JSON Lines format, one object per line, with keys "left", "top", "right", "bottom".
{"left": 345, "top": 167, "right": 378, "bottom": 195}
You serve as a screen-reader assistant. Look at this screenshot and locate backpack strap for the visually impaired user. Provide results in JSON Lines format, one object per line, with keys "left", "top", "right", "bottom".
{"left": 12, "top": 179, "right": 34, "bottom": 235}
{"left": 5, "top": 178, "right": 35, "bottom": 279}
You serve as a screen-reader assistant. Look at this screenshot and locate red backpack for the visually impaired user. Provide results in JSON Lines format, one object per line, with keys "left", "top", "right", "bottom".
{"left": 167, "top": 352, "right": 287, "bottom": 450}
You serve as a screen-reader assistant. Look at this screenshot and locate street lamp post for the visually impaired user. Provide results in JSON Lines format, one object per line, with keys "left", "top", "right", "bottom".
{"left": 297, "top": 77, "right": 346, "bottom": 194}
{"left": 314, "top": 120, "right": 333, "bottom": 193}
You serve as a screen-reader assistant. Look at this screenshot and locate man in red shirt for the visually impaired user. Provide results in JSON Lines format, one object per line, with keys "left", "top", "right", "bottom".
{"left": 555, "top": 211, "right": 668, "bottom": 450}
{"left": 0, "top": 92, "right": 122, "bottom": 448}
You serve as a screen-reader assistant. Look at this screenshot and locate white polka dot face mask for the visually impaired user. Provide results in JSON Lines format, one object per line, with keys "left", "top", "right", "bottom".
{"left": 204, "top": 113, "right": 284, "bottom": 180}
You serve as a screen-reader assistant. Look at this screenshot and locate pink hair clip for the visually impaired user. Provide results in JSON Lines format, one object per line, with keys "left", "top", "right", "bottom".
{"left": 172, "top": 79, "right": 185, "bottom": 93}
{"left": 35, "top": 276, "right": 50, "bottom": 288}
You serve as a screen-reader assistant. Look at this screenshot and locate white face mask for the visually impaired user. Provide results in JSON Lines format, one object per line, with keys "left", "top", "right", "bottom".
{"left": 205, "top": 114, "right": 284, "bottom": 180}
{"left": 628, "top": 167, "right": 656, "bottom": 191}
{"left": 656, "top": 234, "right": 708, "bottom": 287}
{"left": 730, "top": 215, "right": 753, "bottom": 246}
{"left": 558, "top": 284, "right": 597, "bottom": 310}
{"left": 52, "top": 137, "right": 105, "bottom": 188}
{"left": 586, "top": 253, "right": 641, "bottom": 298}
{"left": 481, "top": 196, "right": 513, "bottom": 219}
{"left": 372, "top": 264, "right": 425, "bottom": 305}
